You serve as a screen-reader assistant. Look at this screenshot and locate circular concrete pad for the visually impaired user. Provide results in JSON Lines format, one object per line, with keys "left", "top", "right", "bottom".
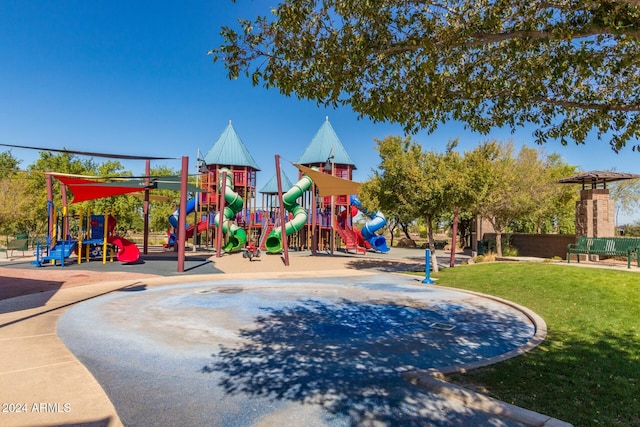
{"left": 58, "top": 274, "right": 538, "bottom": 426}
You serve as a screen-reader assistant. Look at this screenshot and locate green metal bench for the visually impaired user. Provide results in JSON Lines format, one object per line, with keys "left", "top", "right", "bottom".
{"left": 433, "top": 240, "right": 448, "bottom": 250}
{"left": 567, "top": 236, "right": 640, "bottom": 269}
{"left": 0, "top": 238, "right": 29, "bottom": 258}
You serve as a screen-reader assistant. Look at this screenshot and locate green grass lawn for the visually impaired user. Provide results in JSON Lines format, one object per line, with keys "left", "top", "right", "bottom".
{"left": 421, "top": 262, "right": 640, "bottom": 427}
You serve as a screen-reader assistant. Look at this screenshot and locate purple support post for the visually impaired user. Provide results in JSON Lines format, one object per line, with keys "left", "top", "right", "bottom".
{"left": 143, "top": 159, "right": 150, "bottom": 255}
{"left": 311, "top": 184, "right": 317, "bottom": 256}
{"left": 46, "top": 172, "right": 53, "bottom": 250}
{"left": 216, "top": 170, "right": 226, "bottom": 258}
{"left": 275, "top": 155, "right": 289, "bottom": 266}
{"left": 449, "top": 206, "right": 459, "bottom": 268}
{"left": 177, "top": 156, "right": 188, "bottom": 273}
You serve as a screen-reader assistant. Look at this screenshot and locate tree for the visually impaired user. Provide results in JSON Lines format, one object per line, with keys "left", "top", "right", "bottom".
{"left": 147, "top": 165, "right": 181, "bottom": 232}
{"left": 609, "top": 177, "right": 640, "bottom": 226}
{"left": 620, "top": 219, "right": 640, "bottom": 236}
{"left": 212, "top": 0, "right": 640, "bottom": 151}
{"left": 469, "top": 141, "right": 572, "bottom": 256}
{"left": 0, "top": 150, "right": 21, "bottom": 178}
{"left": 359, "top": 136, "right": 423, "bottom": 246}
{"left": 534, "top": 154, "right": 580, "bottom": 234}
{"left": 413, "top": 141, "right": 473, "bottom": 271}
{"left": 466, "top": 141, "right": 515, "bottom": 256}
{"left": 0, "top": 151, "right": 30, "bottom": 235}
{"left": 509, "top": 153, "right": 579, "bottom": 234}
{"left": 360, "top": 136, "right": 468, "bottom": 271}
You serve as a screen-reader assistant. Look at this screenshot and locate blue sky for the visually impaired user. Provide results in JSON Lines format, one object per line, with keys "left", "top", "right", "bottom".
{"left": 1, "top": 1, "right": 639, "bottom": 222}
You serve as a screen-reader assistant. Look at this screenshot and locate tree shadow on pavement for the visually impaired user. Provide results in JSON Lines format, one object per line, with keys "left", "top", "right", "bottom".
{"left": 202, "top": 298, "right": 533, "bottom": 426}
{"left": 345, "top": 258, "right": 424, "bottom": 272}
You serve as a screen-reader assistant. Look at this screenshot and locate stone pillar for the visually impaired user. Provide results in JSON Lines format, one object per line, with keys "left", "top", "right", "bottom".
{"left": 575, "top": 189, "right": 615, "bottom": 238}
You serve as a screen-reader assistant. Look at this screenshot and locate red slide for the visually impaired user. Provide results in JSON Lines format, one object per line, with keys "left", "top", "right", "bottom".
{"left": 339, "top": 206, "right": 371, "bottom": 248}
{"left": 107, "top": 236, "right": 141, "bottom": 263}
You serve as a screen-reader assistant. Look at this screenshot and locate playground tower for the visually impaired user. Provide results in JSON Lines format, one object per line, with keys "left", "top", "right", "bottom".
{"left": 297, "top": 117, "right": 359, "bottom": 253}
{"left": 199, "top": 121, "right": 260, "bottom": 248}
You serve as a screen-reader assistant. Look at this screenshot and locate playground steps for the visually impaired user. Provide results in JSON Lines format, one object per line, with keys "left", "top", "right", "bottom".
{"left": 334, "top": 222, "right": 367, "bottom": 255}
{"left": 353, "top": 228, "right": 372, "bottom": 250}
{"left": 33, "top": 241, "right": 78, "bottom": 266}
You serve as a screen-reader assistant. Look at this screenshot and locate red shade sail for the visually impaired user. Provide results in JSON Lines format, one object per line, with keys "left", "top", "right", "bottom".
{"left": 52, "top": 174, "right": 146, "bottom": 203}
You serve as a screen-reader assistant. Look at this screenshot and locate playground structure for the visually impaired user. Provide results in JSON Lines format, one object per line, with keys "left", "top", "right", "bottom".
{"left": 194, "top": 122, "right": 260, "bottom": 253}
{"left": 264, "top": 172, "right": 314, "bottom": 253}
{"left": 32, "top": 174, "right": 142, "bottom": 267}
{"left": 213, "top": 167, "right": 248, "bottom": 253}
{"left": 350, "top": 195, "right": 390, "bottom": 253}
{"left": 166, "top": 198, "right": 209, "bottom": 248}
{"left": 190, "top": 118, "right": 390, "bottom": 257}
{"left": 27, "top": 119, "right": 387, "bottom": 267}
{"left": 33, "top": 205, "right": 140, "bottom": 267}
{"left": 3, "top": 117, "right": 391, "bottom": 271}
{"left": 165, "top": 167, "right": 249, "bottom": 254}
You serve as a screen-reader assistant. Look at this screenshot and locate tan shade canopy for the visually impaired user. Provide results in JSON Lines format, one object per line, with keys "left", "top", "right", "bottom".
{"left": 293, "top": 164, "right": 361, "bottom": 196}
{"left": 130, "top": 192, "right": 172, "bottom": 202}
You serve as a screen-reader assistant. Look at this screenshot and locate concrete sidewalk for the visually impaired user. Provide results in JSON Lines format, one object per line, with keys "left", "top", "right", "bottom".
{"left": 0, "top": 249, "right": 572, "bottom": 426}
{"left": 0, "top": 250, "right": 390, "bottom": 427}
{"left": 0, "top": 280, "right": 132, "bottom": 426}
{"left": 0, "top": 269, "right": 363, "bottom": 427}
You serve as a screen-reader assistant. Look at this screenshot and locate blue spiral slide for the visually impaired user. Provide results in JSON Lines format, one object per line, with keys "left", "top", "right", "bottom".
{"left": 350, "top": 195, "right": 390, "bottom": 253}
{"left": 168, "top": 198, "right": 198, "bottom": 245}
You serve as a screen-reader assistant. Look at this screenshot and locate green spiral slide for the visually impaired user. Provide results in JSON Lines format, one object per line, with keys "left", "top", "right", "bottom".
{"left": 214, "top": 168, "right": 247, "bottom": 253}
{"left": 265, "top": 173, "right": 313, "bottom": 253}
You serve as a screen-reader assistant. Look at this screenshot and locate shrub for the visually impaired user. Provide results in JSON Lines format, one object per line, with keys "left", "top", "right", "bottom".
{"left": 473, "top": 252, "right": 496, "bottom": 263}
{"left": 502, "top": 245, "right": 519, "bottom": 257}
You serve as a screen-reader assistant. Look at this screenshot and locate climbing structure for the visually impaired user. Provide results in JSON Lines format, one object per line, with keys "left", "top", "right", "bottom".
{"left": 297, "top": 117, "right": 372, "bottom": 254}
{"left": 199, "top": 121, "right": 260, "bottom": 251}
{"left": 214, "top": 167, "right": 248, "bottom": 252}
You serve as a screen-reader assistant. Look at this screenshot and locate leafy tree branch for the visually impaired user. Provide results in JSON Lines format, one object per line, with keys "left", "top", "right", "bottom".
{"left": 212, "top": 0, "right": 640, "bottom": 150}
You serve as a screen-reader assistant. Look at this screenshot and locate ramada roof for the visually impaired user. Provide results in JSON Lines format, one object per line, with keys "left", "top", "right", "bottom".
{"left": 558, "top": 170, "right": 640, "bottom": 188}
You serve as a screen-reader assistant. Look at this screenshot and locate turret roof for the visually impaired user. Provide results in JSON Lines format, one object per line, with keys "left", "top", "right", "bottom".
{"left": 297, "top": 117, "right": 355, "bottom": 168}
{"left": 203, "top": 121, "right": 260, "bottom": 170}
{"left": 259, "top": 170, "right": 294, "bottom": 194}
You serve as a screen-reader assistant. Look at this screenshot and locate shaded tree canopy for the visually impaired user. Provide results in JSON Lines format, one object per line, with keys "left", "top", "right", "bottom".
{"left": 469, "top": 140, "right": 576, "bottom": 255}
{"left": 0, "top": 151, "right": 28, "bottom": 234}
{"left": 212, "top": 0, "right": 640, "bottom": 151}
{"left": 359, "top": 136, "right": 425, "bottom": 244}
{"left": 0, "top": 151, "right": 21, "bottom": 178}
{"left": 609, "top": 176, "right": 640, "bottom": 224}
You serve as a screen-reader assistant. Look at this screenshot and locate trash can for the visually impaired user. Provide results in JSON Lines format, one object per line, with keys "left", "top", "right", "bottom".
{"left": 477, "top": 240, "right": 489, "bottom": 255}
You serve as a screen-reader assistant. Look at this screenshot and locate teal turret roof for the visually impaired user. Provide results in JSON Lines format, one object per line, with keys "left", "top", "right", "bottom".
{"left": 203, "top": 121, "right": 260, "bottom": 170}
{"left": 297, "top": 117, "right": 356, "bottom": 168}
{"left": 259, "top": 170, "right": 294, "bottom": 194}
